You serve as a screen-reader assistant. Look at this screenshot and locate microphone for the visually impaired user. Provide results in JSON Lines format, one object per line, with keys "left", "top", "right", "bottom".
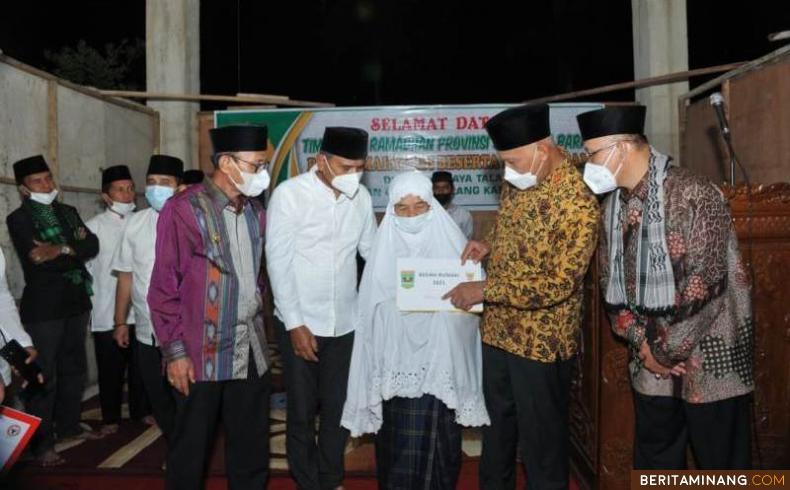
{"left": 709, "top": 92, "right": 731, "bottom": 141}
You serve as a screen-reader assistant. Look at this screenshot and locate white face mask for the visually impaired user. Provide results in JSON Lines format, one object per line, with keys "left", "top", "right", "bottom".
{"left": 503, "top": 147, "right": 542, "bottom": 191}
{"left": 231, "top": 161, "right": 270, "bottom": 197}
{"left": 582, "top": 147, "right": 622, "bottom": 195}
{"left": 504, "top": 165, "right": 537, "bottom": 191}
{"left": 394, "top": 210, "right": 431, "bottom": 234}
{"left": 325, "top": 160, "right": 362, "bottom": 198}
{"left": 29, "top": 189, "right": 59, "bottom": 205}
{"left": 110, "top": 201, "right": 136, "bottom": 216}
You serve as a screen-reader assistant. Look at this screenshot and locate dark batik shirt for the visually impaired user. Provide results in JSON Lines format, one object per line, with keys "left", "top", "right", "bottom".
{"left": 599, "top": 166, "right": 754, "bottom": 403}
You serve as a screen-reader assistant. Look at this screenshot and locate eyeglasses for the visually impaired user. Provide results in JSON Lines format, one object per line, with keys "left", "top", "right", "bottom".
{"left": 230, "top": 155, "right": 269, "bottom": 174}
{"left": 585, "top": 137, "right": 641, "bottom": 159}
{"left": 584, "top": 142, "right": 619, "bottom": 159}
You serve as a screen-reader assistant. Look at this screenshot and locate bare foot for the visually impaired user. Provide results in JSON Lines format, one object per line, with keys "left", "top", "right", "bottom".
{"left": 142, "top": 415, "right": 157, "bottom": 426}
{"left": 100, "top": 424, "right": 119, "bottom": 435}
{"left": 36, "top": 449, "right": 65, "bottom": 467}
{"left": 59, "top": 428, "right": 105, "bottom": 443}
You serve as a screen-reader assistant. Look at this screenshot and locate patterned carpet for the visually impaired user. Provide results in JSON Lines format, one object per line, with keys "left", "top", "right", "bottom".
{"left": 4, "top": 343, "right": 504, "bottom": 489}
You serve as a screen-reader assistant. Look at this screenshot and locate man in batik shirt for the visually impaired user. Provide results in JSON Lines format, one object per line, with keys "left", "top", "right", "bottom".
{"left": 445, "top": 103, "right": 599, "bottom": 490}
{"left": 578, "top": 105, "right": 753, "bottom": 469}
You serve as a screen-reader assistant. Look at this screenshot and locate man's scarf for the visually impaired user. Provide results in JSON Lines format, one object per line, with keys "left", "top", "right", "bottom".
{"left": 24, "top": 199, "right": 92, "bottom": 295}
{"left": 603, "top": 147, "right": 675, "bottom": 313}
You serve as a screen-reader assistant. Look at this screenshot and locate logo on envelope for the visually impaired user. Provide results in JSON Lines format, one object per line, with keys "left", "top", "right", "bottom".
{"left": 400, "top": 270, "right": 415, "bottom": 289}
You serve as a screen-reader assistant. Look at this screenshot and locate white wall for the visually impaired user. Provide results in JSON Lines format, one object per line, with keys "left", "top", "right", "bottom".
{"left": 0, "top": 55, "right": 159, "bottom": 388}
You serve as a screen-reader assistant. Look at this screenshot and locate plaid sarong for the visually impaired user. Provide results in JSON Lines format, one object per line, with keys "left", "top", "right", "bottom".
{"left": 375, "top": 395, "right": 462, "bottom": 490}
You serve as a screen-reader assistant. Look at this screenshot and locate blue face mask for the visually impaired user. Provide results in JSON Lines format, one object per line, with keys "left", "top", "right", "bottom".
{"left": 145, "top": 185, "right": 175, "bottom": 212}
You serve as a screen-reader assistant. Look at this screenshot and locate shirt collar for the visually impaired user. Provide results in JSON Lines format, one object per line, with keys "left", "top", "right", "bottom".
{"left": 310, "top": 166, "right": 346, "bottom": 202}
{"left": 105, "top": 208, "right": 126, "bottom": 221}
{"left": 622, "top": 170, "right": 650, "bottom": 202}
{"left": 204, "top": 177, "right": 246, "bottom": 213}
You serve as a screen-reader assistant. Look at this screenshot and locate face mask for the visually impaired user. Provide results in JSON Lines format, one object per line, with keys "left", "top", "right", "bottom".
{"left": 503, "top": 147, "right": 541, "bottom": 191}
{"left": 582, "top": 147, "right": 622, "bottom": 195}
{"left": 504, "top": 166, "right": 537, "bottom": 191}
{"left": 394, "top": 211, "right": 431, "bottom": 234}
{"left": 231, "top": 161, "right": 270, "bottom": 197}
{"left": 145, "top": 185, "right": 175, "bottom": 212}
{"left": 326, "top": 161, "right": 362, "bottom": 198}
{"left": 29, "top": 189, "right": 59, "bottom": 206}
{"left": 434, "top": 193, "right": 452, "bottom": 206}
{"left": 110, "top": 201, "right": 136, "bottom": 216}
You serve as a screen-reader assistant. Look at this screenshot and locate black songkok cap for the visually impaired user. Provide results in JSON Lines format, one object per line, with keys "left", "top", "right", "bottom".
{"left": 320, "top": 127, "right": 369, "bottom": 160}
{"left": 13, "top": 155, "right": 50, "bottom": 184}
{"left": 102, "top": 165, "right": 133, "bottom": 187}
{"left": 431, "top": 171, "right": 453, "bottom": 184}
{"left": 147, "top": 154, "right": 184, "bottom": 178}
{"left": 485, "top": 104, "right": 551, "bottom": 151}
{"left": 210, "top": 125, "right": 269, "bottom": 153}
{"left": 576, "top": 105, "right": 647, "bottom": 141}
{"left": 182, "top": 169, "right": 204, "bottom": 185}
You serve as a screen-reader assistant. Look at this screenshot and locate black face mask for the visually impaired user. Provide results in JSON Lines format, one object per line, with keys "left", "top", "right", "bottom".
{"left": 434, "top": 193, "right": 452, "bottom": 206}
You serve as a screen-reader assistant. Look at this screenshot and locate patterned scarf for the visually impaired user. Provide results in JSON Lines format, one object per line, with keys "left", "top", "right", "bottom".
{"left": 24, "top": 199, "right": 93, "bottom": 295}
{"left": 603, "top": 147, "right": 675, "bottom": 313}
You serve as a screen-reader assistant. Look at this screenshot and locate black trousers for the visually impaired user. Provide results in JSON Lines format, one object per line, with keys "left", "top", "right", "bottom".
{"left": 276, "top": 320, "right": 353, "bottom": 490}
{"left": 479, "top": 344, "right": 573, "bottom": 490}
{"left": 633, "top": 392, "right": 752, "bottom": 470}
{"left": 135, "top": 338, "right": 176, "bottom": 441}
{"left": 166, "top": 370, "right": 272, "bottom": 490}
{"left": 93, "top": 328, "right": 149, "bottom": 424}
{"left": 24, "top": 312, "right": 90, "bottom": 455}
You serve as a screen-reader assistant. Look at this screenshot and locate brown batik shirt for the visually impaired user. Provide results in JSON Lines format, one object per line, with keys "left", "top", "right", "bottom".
{"left": 599, "top": 166, "right": 754, "bottom": 403}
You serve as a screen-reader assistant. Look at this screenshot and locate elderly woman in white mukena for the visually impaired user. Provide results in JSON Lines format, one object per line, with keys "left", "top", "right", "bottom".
{"left": 342, "top": 171, "right": 489, "bottom": 490}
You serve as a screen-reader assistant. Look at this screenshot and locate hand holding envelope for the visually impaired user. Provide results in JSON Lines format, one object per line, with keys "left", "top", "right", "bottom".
{"left": 396, "top": 258, "right": 484, "bottom": 313}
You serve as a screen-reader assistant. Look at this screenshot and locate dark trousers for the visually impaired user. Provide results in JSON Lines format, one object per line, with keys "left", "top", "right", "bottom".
{"left": 633, "top": 392, "right": 752, "bottom": 470}
{"left": 24, "top": 312, "right": 90, "bottom": 455}
{"left": 276, "top": 320, "right": 353, "bottom": 490}
{"left": 166, "top": 370, "right": 271, "bottom": 490}
{"left": 136, "top": 338, "right": 176, "bottom": 441}
{"left": 376, "top": 395, "right": 462, "bottom": 490}
{"left": 479, "top": 344, "right": 573, "bottom": 490}
{"left": 93, "top": 328, "right": 149, "bottom": 424}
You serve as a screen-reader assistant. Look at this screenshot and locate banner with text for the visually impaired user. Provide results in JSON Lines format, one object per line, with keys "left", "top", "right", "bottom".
{"left": 215, "top": 103, "right": 602, "bottom": 210}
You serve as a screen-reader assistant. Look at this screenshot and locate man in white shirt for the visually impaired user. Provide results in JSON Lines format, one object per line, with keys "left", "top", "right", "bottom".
{"left": 85, "top": 165, "right": 149, "bottom": 435}
{"left": 111, "top": 155, "right": 182, "bottom": 441}
{"left": 0, "top": 247, "right": 39, "bottom": 405}
{"left": 266, "top": 127, "right": 376, "bottom": 490}
{"left": 431, "top": 171, "right": 474, "bottom": 239}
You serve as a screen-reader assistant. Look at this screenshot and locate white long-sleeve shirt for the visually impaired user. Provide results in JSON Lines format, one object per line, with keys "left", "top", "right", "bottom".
{"left": 446, "top": 203, "right": 474, "bottom": 239}
{"left": 266, "top": 167, "right": 377, "bottom": 338}
{"left": 110, "top": 208, "right": 159, "bottom": 346}
{"left": 0, "top": 248, "right": 33, "bottom": 386}
{"left": 85, "top": 209, "right": 135, "bottom": 332}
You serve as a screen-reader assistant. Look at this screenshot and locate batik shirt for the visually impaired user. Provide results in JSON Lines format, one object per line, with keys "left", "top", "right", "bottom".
{"left": 599, "top": 166, "right": 754, "bottom": 403}
{"left": 482, "top": 158, "right": 599, "bottom": 362}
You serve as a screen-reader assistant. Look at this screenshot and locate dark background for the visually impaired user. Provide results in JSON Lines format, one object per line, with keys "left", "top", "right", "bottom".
{"left": 1, "top": 0, "right": 788, "bottom": 110}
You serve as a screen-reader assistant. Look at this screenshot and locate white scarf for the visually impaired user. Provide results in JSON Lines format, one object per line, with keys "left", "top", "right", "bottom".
{"left": 604, "top": 147, "right": 676, "bottom": 312}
